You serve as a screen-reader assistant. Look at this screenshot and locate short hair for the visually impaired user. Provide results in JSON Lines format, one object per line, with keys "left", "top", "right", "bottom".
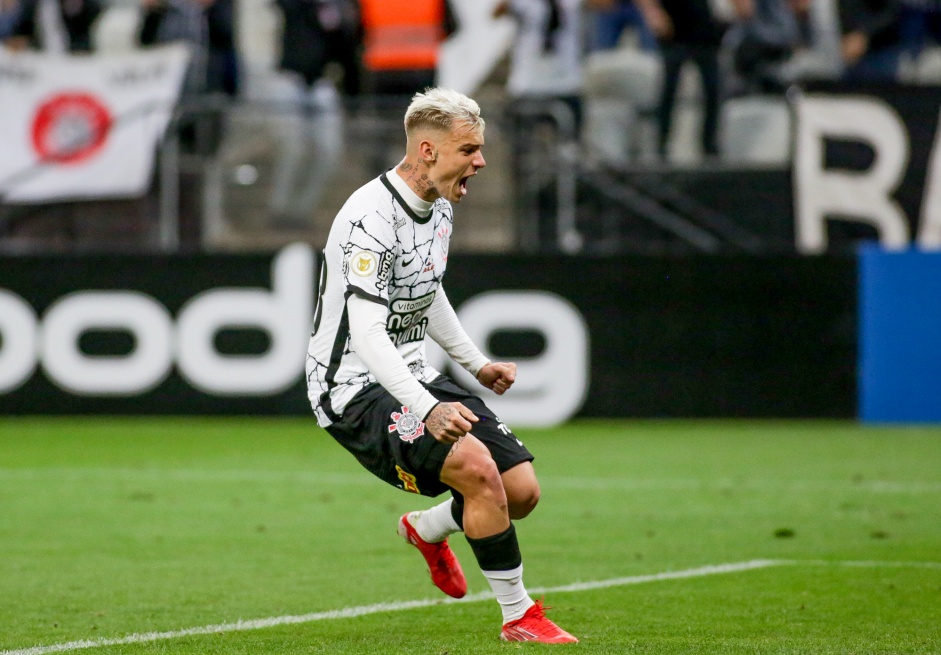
{"left": 404, "top": 87, "right": 485, "bottom": 137}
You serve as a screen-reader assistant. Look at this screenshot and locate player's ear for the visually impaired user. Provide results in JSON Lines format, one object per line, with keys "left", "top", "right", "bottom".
{"left": 419, "top": 140, "right": 437, "bottom": 164}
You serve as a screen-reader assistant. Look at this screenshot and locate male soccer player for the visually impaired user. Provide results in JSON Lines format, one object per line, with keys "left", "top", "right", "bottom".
{"left": 306, "top": 87, "right": 577, "bottom": 644}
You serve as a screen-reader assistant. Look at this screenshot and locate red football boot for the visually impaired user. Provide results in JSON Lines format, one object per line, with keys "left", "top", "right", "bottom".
{"left": 500, "top": 600, "right": 579, "bottom": 644}
{"left": 397, "top": 513, "right": 467, "bottom": 598}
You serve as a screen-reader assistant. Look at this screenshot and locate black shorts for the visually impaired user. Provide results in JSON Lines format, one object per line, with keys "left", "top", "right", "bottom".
{"left": 325, "top": 375, "right": 534, "bottom": 497}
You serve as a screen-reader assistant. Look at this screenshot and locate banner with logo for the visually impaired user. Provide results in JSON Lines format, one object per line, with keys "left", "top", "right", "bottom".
{"left": 0, "top": 246, "right": 857, "bottom": 421}
{"left": 0, "top": 44, "right": 189, "bottom": 203}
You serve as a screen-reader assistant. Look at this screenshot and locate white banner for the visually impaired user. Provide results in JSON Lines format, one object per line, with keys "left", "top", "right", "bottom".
{"left": 0, "top": 44, "right": 189, "bottom": 203}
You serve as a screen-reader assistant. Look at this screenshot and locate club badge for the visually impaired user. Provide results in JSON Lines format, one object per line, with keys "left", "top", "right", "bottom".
{"left": 437, "top": 226, "right": 450, "bottom": 261}
{"left": 388, "top": 406, "right": 425, "bottom": 442}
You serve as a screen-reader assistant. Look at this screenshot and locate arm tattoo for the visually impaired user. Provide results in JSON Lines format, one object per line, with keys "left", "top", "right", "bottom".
{"left": 426, "top": 404, "right": 450, "bottom": 436}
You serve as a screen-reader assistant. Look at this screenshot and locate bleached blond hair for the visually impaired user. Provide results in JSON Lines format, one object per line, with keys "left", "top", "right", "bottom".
{"left": 404, "top": 87, "right": 485, "bottom": 136}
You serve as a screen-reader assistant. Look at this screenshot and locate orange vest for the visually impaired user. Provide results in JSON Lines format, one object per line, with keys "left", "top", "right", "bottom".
{"left": 359, "top": 0, "right": 444, "bottom": 71}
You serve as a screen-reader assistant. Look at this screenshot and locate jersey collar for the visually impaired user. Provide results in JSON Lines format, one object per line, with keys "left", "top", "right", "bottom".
{"left": 381, "top": 171, "right": 434, "bottom": 224}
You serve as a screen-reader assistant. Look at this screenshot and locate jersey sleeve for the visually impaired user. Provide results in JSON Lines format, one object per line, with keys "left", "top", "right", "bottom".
{"left": 342, "top": 210, "right": 397, "bottom": 305}
{"left": 426, "top": 287, "right": 491, "bottom": 377}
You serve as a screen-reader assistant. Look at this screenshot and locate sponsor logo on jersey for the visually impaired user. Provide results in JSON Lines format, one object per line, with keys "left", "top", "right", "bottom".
{"left": 350, "top": 250, "right": 377, "bottom": 277}
{"left": 389, "top": 406, "right": 425, "bottom": 442}
{"left": 395, "top": 465, "right": 420, "bottom": 493}
{"left": 386, "top": 291, "right": 435, "bottom": 346}
{"left": 390, "top": 294, "right": 435, "bottom": 314}
{"left": 376, "top": 251, "right": 394, "bottom": 291}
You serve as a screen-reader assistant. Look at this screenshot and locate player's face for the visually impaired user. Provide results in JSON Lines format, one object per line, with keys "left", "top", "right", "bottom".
{"left": 430, "top": 121, "right": 486, "bottom": 203}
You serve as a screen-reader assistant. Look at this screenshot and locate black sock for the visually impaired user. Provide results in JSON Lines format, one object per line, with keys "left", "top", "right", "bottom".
{"left": 465, "top": 523, "right": 522, "bottom": 572}
{"left": 450, "top": 491, "right": 465, "bottom": 531}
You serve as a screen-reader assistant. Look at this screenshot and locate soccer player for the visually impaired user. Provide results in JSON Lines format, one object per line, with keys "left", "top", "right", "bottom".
{"left": 306, "top": 87, "right": 577, "bottom": 644}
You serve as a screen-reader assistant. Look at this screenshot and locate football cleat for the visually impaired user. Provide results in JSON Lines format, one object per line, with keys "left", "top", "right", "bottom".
{"left": 500, "top": 600, "right": 579, "bottom": 644}
{"left": 397, "top": 513, "right": 467, "bottom": 598}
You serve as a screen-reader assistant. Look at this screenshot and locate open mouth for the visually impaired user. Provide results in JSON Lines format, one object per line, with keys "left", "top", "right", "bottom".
{"left": 459, "top": 176, "right": 470, "bottom": 196}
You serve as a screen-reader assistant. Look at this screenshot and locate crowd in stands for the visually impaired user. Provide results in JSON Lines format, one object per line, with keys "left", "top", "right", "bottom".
{"left": 3, "top": 0, "right": 938, "bottom": 147}
{"left": 3, "top": 0, "right": 941, "bottom": 217}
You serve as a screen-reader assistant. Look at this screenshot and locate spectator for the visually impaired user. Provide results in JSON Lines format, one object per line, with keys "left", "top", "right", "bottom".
{"left": 897, "top": 0, "right": 941, "bottom": 61}
{"left": 358, "top": 0, "right": 457, "bottom": 175}
{"left": 139, "top": 0, "right": 240, "bottom": 97}
{"left": 636, "top": 0, "right": 742, "bottom": 158}
{"left": 493, "top": 0, "right": 583, "bottom": 245}
{"left": 494, "top": 0, "right": 583, "bottom": 111}
{"left": 585, "top": 0, "right": 657, "bottom": 51}
{"left": 359, "top": 0, "right": 456, "bottom": 95}
{"left": 275, "top": 0, "right": 360, "bottom": 97}
{"left": 838, "top": 0, "right": 903, "bottom": 81}
{"left": 6, "top": 0, "right": 102, "bottom": 52}
{"left": 266, "top": 0, "right": 360, "bottom": 227}
{"left": 1, "top": 0, "right": 24, "bottom": 45}
{"left": 726, "top": 0, "right": 805, "bottom": 94}
{"left": 138, "top": 0, "right": 240, "bottom": 155}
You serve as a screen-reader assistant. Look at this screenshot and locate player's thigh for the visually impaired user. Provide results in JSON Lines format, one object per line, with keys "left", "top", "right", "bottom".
{"left": 438, "top": 434, "right": 504, "bottom": 498}
{"left": 424, "top": 376, "right": 535, "bottom": 474}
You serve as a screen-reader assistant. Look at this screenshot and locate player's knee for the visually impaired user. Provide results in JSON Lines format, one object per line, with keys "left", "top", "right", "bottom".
{"left": 441, "top": 437, "right": 506, "bottom": 506}
{"left": 462, "top": 454, "right": 503, "bottom": 493}
{"left": 508, "top": 484, "right": 540, "bottom": 520}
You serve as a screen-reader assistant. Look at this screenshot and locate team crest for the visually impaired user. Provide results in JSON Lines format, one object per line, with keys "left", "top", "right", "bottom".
{"left": 437, "top": 226, "right": 450, "bottom": 261}
{"left": 388, "top": 406, "right": 425, "bottom": 442}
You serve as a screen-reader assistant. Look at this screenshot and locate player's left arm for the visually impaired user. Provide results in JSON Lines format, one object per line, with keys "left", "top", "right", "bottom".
{"left": 425, "top": 287, "right": 517, "bottom": 395}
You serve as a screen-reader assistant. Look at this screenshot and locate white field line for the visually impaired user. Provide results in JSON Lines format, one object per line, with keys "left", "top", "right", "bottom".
{"left": 2, "top": 468, "right": 940, "bottom": 494}
{"left": 0, "top": 560, "right": 782, "bottom": 655}
{"left": 5, "top": 558, "right": 941, "bottom": 655}
{"left": 798, "top": 559, "right": 941, "bottom": 570}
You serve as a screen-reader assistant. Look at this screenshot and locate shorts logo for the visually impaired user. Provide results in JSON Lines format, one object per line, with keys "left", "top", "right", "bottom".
{"left": 388, "top": 406, "right": 425, "bottom": 442}
{"left": 395, "top": 465, "right": 420, "bottom": 494}
{"left": 350, "top": 250, "right": 377, "bottom": 277}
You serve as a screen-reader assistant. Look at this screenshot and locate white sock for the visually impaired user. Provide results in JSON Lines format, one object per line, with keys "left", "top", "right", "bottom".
{"left": 482, "top": 564, "right": 535, "bottom": 623}
{"left": 410, "top": 499, "right": 461, "bottom": 543}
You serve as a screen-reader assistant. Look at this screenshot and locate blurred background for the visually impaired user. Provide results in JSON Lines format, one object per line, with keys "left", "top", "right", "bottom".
{"left": 1, "top": 0, "right": 940, "bottom": 423}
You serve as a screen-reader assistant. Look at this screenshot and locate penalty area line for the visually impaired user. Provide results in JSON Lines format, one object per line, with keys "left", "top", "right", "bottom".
{"left": 1, "top": 559, "right": 782, "bottom": 655}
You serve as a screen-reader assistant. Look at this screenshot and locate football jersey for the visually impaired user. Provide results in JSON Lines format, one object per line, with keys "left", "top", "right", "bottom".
{"left": 306, "top": 172, "right": 453, "bottom": 427}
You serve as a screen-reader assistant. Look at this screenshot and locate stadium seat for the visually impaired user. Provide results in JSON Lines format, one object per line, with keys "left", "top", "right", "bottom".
{"left": 582, "top": 48, "right": 662, "bottom": 166}
{"left": 719, "top": 95, "right": 792, "bottom": 166}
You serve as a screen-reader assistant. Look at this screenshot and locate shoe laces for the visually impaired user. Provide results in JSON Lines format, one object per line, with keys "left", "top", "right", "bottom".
{"left": 517, "top": 599, "right": 551, "bottom": 625}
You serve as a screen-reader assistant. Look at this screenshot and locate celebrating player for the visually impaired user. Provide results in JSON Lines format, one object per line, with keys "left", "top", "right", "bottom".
{"left": 305, "top": 87, "right": 577, "bottom": 644}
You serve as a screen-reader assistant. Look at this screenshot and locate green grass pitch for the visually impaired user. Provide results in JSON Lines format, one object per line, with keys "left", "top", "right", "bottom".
{"left": 1, "top": 417, "right": 940, "bottom": 654}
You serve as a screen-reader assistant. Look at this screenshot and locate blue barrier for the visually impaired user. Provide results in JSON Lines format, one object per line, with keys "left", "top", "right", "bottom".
{"left": 859, "top": 246, "right": 941, "bottom": 423}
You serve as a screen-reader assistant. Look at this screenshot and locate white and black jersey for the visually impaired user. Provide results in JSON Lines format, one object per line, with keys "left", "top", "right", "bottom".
{"left": 306, "top": 172, "right": 463, "bottom": 427}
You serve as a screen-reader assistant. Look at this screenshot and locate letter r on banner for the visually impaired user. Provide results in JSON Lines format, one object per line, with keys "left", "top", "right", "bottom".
{"left": 794, "top": 95, "right": 910, "bottom": 254}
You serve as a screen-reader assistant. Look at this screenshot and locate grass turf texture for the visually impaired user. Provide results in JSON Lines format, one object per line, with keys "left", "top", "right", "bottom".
{"left": 1, "top": 418, "right": 940, "bottom": 654}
